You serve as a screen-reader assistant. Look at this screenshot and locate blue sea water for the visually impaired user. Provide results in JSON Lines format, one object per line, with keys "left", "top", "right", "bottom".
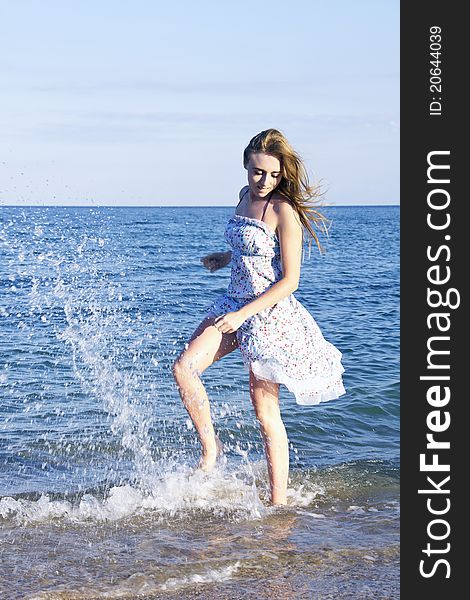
{"left": 0, "top": 205, "right": 399, "bottom": 599}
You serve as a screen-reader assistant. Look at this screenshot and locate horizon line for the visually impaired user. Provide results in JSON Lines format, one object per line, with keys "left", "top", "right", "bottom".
{"left": 1, "top": 203, "right": 400, "bottom": 208}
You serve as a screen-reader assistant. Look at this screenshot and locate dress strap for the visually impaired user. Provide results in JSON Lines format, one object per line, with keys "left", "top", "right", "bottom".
{"left": 260, "top": 189, "right": 275, "bottom": 223}
{"left": 236, "top": 187, "right": 274, "bottom": 220}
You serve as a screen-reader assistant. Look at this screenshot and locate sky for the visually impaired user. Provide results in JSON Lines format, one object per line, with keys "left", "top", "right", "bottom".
{"left": 1, "top": 0, "right": 399, "bottom": 206}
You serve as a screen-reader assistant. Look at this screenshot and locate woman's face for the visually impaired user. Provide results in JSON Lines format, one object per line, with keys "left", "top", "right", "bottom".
{"left": 247, "top": 152, "right": 282, "bottom": 199}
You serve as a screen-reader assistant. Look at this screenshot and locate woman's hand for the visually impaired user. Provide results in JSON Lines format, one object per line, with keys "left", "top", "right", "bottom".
{"left": 213, "top": 311, "right": 246, "bottom": 334}
{"left": 200, "top": 251, "right": 232, "bottom": 272}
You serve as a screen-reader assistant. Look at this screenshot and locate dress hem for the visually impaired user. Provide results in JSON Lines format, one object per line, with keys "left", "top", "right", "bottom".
{"left": 204, "top": 294, "right": 346, "bottom": 407}
{"left": 247, "top": 357, "right": 346, "bottom": 406}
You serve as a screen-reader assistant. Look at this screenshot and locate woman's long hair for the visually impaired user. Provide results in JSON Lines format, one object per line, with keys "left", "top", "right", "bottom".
{"left": 243, "top": 128, "right": 329, "bottom": 255}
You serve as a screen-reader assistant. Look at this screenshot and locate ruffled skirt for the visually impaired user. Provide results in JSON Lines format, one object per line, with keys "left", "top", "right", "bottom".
{"left": 204, "top": 293, "right": 345, "bottom": 406}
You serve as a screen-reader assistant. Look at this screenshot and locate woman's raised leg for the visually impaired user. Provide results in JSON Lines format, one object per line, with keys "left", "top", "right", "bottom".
{"left": 249, "top": 370, "right": 289, "bottom": 505}
{"left": 172, "top": 316, "right": 238, "bottom": 471}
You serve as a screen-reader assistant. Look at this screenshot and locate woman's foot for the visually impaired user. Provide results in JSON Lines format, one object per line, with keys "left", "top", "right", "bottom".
{"left": 196, "top": 436, "right": 224, "bottom": 472}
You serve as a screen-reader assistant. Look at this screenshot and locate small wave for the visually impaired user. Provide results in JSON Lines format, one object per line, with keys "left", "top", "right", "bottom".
{"left": 26, "top": 561, "right": 242, "bottom": 599}
{"left": 161, "top": 561, "right": 241, "bottom": 591}
{"left": 0, "top": 462, "right": 329, "bottom": 526}
{"left": 0, "top": 458, "right": 399, "bottom": 527}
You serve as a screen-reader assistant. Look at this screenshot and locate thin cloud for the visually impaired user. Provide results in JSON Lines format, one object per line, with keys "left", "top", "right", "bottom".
{"left": 22, "top": 112, "right": 399, "bottom": 144}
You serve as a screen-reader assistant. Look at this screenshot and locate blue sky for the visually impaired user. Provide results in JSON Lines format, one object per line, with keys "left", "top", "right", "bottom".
{"left": 1, "top": 0, "right": 399, "bottom": 206}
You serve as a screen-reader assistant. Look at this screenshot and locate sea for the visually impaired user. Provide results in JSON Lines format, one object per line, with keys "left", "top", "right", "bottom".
{"left": 0, "top": 205, "right": 399, "bottom": 599}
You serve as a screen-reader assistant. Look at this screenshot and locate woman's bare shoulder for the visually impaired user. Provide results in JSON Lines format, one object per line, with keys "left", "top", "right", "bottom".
{"left": 239, "top": 185, "right": 249, "bottom": 200}
{"left": 271, "top": 191, "right": 295, "bottom": 213}
{"left": 271, "top": 192, "right": 301, "bottom": 227}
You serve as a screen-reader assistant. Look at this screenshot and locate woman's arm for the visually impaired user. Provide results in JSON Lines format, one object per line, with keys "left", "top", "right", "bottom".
{"left": 238, "top": 201, "right": 302, "bottom": 320}
{"left": 200, "top": 250, "right": 232, "bottom": 272}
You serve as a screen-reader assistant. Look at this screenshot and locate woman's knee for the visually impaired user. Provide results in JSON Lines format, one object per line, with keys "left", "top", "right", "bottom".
{"left": 249, "top": 377, "right": 280, "bottom": 424}
{"left": 172, "top": 349, "right": 208, "bottom": 381}
{"left": 172, "top": 354, "right": 195, "bottom": 381}
{"left": 251, "top": 392, "right": 281, "bottom": 425}
{"left": 253, "top": 403, "right": 281, "bottom": 428}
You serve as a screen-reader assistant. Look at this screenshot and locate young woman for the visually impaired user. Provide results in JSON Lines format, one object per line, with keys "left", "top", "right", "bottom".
{"left": 172, "top": 129, "right": 345, "bottom": 505}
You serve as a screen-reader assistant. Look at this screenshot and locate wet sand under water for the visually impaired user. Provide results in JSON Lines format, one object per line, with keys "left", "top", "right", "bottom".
{"left": 3, "top": 520, "right": 399, "bottom": 600}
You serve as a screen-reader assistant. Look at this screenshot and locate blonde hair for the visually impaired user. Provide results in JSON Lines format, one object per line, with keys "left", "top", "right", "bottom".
{"left": 243, "top": 128, "right": 329, "bottom": 255}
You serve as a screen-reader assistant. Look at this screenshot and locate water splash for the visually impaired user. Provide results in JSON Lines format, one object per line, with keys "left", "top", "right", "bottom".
{"left": 0, "top": 461, "right": 330, "bottom": 525}
{"left": 1, "top": 209, "right": 161, "bottom": 493}
{"left": 57, "top": 290, "right": 157, "bottom": 488}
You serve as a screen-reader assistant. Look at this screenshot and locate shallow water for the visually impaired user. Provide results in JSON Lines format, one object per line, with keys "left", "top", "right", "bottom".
{"left": 0, "top": 205, "right": 399, "bottom": 598}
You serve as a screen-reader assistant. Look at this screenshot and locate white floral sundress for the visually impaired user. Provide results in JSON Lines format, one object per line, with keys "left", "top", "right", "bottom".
{"left": 204, "top": 192, "right": 346, "bottom": 406}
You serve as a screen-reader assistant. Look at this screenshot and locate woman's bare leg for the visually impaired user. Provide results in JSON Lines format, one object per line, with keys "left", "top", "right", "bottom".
{"left": 249, "top": 369, "right": 289, "bottom": 505}
{"left": 172, "top": 316, "right": 238, "bottom": 471}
